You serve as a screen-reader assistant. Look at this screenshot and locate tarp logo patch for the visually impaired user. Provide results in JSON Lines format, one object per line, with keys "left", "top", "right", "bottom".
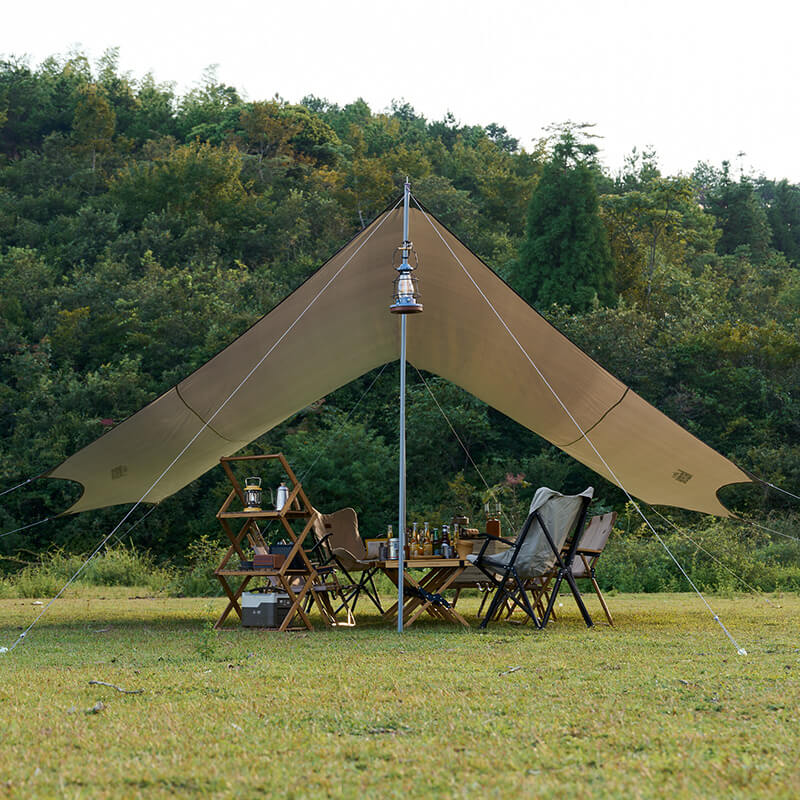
{"left": 672, "top": 469, "right": 693, "bottom": 484}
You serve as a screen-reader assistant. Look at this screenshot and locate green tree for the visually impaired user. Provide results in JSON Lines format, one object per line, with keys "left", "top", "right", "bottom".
{"left": 759, "top": 178, "right": 800, "bottom": 265}
{"left": 72, "top": 83, "right": 115, "bottom": 172}
{"left": 601, "top": 167, "right": 718, "bottom": 311}
{"left": 237, "top": 100, "right": 299, "bottom": 180}
{"left": 511, "top": 129, "right": 616, "bottom": 311}
{"left": 707, "top": 163, "right": 772, "bottom": 262}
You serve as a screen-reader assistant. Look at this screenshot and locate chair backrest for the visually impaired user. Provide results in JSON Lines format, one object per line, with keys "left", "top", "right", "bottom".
{"left": 312, "top": 507, "right": 367, "bottom": 561}
{"left": 502, "top": 487, "right": 594, "bottom": 579}
{"left": 571, "top": 511, "right": 617, "bottom": 578}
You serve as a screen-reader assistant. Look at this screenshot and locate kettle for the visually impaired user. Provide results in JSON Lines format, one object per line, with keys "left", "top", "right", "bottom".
{"left": 275, "top": 480, "right": 290, "bottom": 511}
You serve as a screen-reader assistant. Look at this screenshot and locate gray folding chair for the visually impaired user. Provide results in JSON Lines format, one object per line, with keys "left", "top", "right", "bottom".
{"left": 467, "top": 487, "right": 594, "bottom": 629}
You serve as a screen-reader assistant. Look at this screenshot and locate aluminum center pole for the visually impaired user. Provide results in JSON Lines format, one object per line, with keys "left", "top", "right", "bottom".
{"left": 397, "top": 178, "right": 411, "bottom": 632}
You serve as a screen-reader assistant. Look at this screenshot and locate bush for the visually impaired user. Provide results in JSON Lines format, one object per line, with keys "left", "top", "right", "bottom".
{"left": 0, "top": 543, "right": 172, "bottom": 597}
{"left": 597, "top": 508, "right": 800, "bottom": 594}
{"left": 167, "top": 535, "right": 226, "bottom": 597}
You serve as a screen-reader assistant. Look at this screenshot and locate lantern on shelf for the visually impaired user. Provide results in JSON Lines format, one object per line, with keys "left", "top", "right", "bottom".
{"left": 243, "top": 477, "right": 263, "bottom": 512}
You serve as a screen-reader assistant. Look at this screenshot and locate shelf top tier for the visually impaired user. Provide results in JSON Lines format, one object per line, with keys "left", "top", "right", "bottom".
{"left": 217, "top": 510, "right": 311, "bottom": 520}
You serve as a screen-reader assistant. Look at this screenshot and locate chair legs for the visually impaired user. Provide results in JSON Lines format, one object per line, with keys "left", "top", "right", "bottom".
{"left": 590, "top": 575, "right": 614, "bottom": 626}
{"left": 335, "top": 566, "right": 384, "bottom": 615}
{"left": 478, "top": 569, "right": 542, "bottom": 630}
{"left": 540, "top": 569, "right": 593, "bottom": 628}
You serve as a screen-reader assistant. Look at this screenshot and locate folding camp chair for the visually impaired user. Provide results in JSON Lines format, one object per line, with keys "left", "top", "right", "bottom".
{"left": 311, "top": 508, "right": 384, "bottom": 614}
{"left": 527, "top": 511, "right": 617, "bottom": 626}
{"left": 467, "top": 487, "right": 595, "bottom": 629}
{"left": 569, "top": 511, "right": 617, "bottom": 625}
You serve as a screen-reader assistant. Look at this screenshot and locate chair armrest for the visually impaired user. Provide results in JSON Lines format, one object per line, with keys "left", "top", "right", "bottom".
{"left": 310, "top": 532, "right": 333, "bottom": 550}
{"left": 307, "top": 533, "right": 334, "bottom": 565}
{"left": 479, "top": 532, "right": 516, "bottom": 546}
{"left": 472, "top": 532, "right": 515, "bottom": 560}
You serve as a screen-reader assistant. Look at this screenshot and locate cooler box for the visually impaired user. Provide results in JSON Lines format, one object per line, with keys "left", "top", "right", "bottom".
{"left": 241, "top": 591, "right": 293, "bottom": 628}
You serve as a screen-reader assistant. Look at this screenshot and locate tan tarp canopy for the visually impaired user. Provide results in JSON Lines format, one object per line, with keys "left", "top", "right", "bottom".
{"left": 46, "top": 203, "right": 753, "bottom": 517}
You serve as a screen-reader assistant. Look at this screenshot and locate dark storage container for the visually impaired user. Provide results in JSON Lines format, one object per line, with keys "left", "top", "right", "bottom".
{"left": 241, "top": 591, "right": 293, "bottom": 628}
{"left": 268, "top": 543, "right": 306, "bottom": 570}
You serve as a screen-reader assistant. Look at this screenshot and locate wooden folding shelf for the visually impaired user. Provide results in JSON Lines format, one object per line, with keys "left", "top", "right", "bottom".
{"left": 212, "top": 453, "right": 352, "bottom": 631}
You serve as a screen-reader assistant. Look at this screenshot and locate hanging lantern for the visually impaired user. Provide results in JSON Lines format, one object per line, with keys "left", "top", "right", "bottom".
{"left": 243, "top": 477, "right": 263, "bottom": 512}
{"left": 390, "top": 240, "right": 423, "bottom": 314}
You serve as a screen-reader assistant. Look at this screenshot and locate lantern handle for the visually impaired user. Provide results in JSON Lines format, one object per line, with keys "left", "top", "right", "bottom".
{"left": 391, "top": 245, "right": 419, "bottom": 271}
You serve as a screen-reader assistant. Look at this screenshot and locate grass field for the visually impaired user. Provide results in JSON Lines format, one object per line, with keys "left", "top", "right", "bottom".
{"left": 1, "top": 590, "right": 798, "bottom": 799}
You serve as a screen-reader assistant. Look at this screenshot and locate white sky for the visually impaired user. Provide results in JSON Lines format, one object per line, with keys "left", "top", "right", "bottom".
{"left": 5, "top": 0, "right": 800, "bottom": 181}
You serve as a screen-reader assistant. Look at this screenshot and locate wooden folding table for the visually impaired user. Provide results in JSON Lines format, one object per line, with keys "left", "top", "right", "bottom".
{"left": 378, "top": 557, "right": 470, "bottom": 628}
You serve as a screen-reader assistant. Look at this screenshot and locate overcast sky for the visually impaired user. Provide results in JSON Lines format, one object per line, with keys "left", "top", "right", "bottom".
{"left": 5, "top": 0, "right": 800, "bottom": 181}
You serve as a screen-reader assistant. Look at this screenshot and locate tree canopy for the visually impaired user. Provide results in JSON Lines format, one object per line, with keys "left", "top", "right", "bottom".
{"left": 0, "top": 51, "right": 798, "bottom": 566}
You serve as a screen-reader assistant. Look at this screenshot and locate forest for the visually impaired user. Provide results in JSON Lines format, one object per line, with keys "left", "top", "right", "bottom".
{"left": 0, "top": 49, "right": 798, "bottom": 587}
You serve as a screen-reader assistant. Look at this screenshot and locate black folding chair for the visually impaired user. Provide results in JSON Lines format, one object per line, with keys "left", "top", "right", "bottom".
{"left": 468, "top": 487, "right": 595, "bottom": 629}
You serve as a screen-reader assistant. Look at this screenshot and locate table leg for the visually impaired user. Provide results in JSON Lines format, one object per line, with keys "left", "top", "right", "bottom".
{"left": 380, "top": 566, "right": 469, "bottom": 628}
{"left": 406, "top": 567, "right": 469, "bottom": 627}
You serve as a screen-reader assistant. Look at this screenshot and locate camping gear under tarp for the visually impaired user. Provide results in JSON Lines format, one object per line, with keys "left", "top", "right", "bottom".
{"left": 45, "top": 202, "right": 753, "bottom": 517}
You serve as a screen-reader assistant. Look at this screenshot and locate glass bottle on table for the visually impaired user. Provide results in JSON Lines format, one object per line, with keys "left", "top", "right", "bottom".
{"left": 433, "top": 527, "right": 441, "bottom": 557}
{"left": 385, "top": 524, "right": 393, "bottom": 561}
{"left": 423, "top": 522, "right": 433, "bottom": 556}
{"left": 485, "top": 502, "right": 501, "bottom": 538}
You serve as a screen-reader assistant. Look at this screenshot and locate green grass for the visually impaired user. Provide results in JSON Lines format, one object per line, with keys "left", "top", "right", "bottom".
{"left": 1, "top": 590, "right": 798, "bottom": 799}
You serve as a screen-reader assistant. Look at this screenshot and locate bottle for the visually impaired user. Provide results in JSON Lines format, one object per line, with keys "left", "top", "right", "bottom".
{"left": 423, "top": 522, "right": 433, "bottom": 556}
{"left": 441, "top": 525, "right": 451, "bottom": 558}
{"left": 485, "top": 502, "right": 501, "bottom": 538}
{"left": 433, "top": 527, "right": 441, "bottom": 557}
